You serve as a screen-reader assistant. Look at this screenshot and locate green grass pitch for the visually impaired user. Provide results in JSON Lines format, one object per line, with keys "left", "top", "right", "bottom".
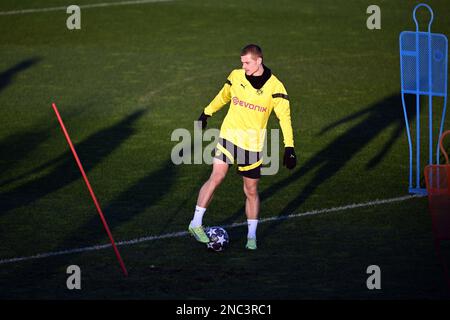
{"left": 0, "top": 0, "right": 450, "bottom": 299}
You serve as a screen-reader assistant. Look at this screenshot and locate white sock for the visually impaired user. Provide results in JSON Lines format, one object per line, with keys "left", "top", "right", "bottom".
{"left": 190, "top": 206, "right": 206, "bottom": 227}
{"left": 247, "top": 219, "right": 258, "bottom": 239}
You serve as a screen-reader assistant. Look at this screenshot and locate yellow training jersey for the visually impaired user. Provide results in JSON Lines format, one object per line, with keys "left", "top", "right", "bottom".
{"left": 204, "top": 69, "right": 294, "bottom": 152}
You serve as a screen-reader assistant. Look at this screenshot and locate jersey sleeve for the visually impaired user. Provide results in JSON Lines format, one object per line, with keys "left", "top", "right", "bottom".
{"left": 203, "top": 71, "right": 233, "bottom": 116}
{"left": 272, "top": 82, "right": 295, "bottom": 148}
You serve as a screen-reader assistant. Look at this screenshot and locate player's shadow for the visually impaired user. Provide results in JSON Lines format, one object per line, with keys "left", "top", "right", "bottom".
{"left": 257, "top": 93, "right": 418, "bottom": 240}
{"left": 0, "top": 57, "right": 41, "bottom": 93}
{"left": 0, "top": 127, "right": 51, "bottom": 180}
{"left": 17, "top": 161, "right": 177, "bottom": 291}
{"left": 0, "top": 58, "right": 44, "bottom": 177}
{"left": 0, "top": 160, "right": 179, "bottom": 298}
{"left": 0, "top": 109, "right": 147, "bottom": 215}
{"left": 220, "top": 93, "right": 418, "bottom": 239}
{"left": 0, "top": 102, "right": 95, "bottom": 188}
{"left": 53, "top": 160, "right": 178, "bottom": 250}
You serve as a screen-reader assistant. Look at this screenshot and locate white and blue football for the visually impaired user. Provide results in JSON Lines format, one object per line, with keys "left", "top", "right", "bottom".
{"left": 205, "top": 226, "right": 229, "bottom": 252}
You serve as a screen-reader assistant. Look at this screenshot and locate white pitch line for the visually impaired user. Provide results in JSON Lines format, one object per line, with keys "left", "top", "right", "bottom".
{"left": 0, "top": 0, "right": 174, "bottom": 16}
{"left": 0, "top": 194, "right": 424, "bottom": 266}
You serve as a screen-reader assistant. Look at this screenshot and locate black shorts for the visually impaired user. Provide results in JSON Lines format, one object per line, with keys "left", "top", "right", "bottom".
{"left": 213, "top": 138, "right": 262, "bottom": 179}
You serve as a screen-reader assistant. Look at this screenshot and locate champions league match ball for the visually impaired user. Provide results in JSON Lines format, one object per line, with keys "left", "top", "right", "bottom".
{"left": 205, "top": 226, "right": 229, "bottom": 252}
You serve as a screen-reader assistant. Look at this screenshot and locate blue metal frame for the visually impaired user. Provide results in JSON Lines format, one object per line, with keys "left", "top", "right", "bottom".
{"left": 399, "top": 3, "right": 448, "bottom": 195}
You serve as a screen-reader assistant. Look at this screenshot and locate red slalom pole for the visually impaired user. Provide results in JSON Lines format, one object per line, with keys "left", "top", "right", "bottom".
{"left": 51, "top": 103, "right": 128, "bottom": 277}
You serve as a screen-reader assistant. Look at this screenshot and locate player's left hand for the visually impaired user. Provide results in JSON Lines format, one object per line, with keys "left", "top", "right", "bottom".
{"left": 283, "top": 147, "right": 297, "bottom": 170}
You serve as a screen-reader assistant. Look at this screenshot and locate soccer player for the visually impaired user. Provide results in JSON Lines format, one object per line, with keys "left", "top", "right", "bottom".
{"left": 188, "top": 44, "right": 297, "bottom": 250}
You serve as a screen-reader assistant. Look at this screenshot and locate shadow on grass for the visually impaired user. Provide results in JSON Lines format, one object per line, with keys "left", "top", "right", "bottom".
{"left": 0, "top": 57, "right": 41, "bottom": 93}
{"left": 0, "top": 160, "right": 181, "bottom": 298}
{"left": 0, "top": 58, "right": 43, "bottom": 177}
{"left": 0, "top": 109, "right": 146, "bottom": 214}
{"left": 219, "top": 93, "right": 417, "bottom": 242}
{"left": 54, "top": 160, "right": 178, "bottom": 249}
{"left": 0, "top": 127, "right": 51, "bottom": 178}
{"left": 0, "top": 101, "right": 96, "bottom": 188}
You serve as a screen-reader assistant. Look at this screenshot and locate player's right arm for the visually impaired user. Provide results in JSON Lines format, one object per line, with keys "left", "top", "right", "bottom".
{"left": 203, "top": 72, "right": 233, "bottom": 116}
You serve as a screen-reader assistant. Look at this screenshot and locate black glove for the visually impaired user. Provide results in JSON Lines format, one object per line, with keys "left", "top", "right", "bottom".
{"left": 283, "top": 147, "right": 297, "bottom": 170}
{"left": 197, "top": 111, "right": 210, "bottom": 129}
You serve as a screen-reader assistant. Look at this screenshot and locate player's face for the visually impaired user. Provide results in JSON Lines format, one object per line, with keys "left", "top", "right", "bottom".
{"left": 241, "top": 54, "right": 262, "bottom": 76}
